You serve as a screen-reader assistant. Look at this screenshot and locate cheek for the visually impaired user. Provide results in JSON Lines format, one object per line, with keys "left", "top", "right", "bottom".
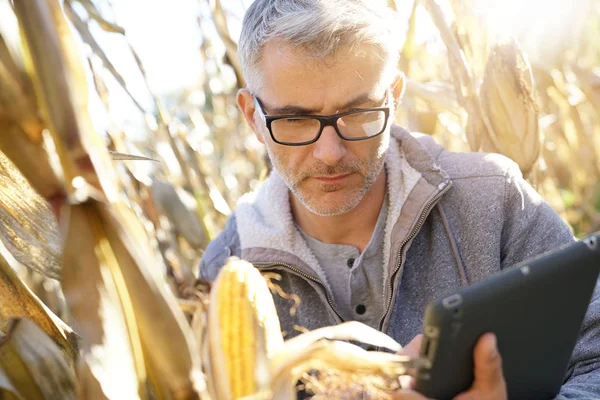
{"left": 265, "top": 142, "right": 301, "bottom": 170}
{"left": 348, "top": 134, "right": 389, "bottom": 164}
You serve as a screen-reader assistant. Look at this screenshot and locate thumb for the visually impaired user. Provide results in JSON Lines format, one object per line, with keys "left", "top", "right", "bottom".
{"left": 472, "top": 333, "right": 505, "bottom": 392}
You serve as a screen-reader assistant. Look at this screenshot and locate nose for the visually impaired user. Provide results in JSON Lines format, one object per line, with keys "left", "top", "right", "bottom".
{"left": 312, "top": 126, "right": 346, "bottom": 166}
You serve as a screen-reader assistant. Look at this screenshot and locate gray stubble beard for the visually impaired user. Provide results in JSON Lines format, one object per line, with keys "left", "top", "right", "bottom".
{"left": 267, "top": 144, "right": 386, "bottom": 217}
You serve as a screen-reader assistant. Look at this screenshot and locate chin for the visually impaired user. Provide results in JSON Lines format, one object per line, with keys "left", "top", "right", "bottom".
{"left": 298, "top": 190, "right": 364, "bottom": 217}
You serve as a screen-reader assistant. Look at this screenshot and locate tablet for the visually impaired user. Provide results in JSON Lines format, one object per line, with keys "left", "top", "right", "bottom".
{"left": 414, "top": 233, "right": 600, "bottom": 400}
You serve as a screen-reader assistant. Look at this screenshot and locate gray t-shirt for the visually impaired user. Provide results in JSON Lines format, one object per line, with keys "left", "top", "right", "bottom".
{"left": 298, "top": 197, "right": 388, "bottom": 328}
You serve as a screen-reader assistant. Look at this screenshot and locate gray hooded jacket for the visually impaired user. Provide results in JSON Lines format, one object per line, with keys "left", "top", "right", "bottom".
{"left": 200, "top": 126, "right": 600, "bottom": 398}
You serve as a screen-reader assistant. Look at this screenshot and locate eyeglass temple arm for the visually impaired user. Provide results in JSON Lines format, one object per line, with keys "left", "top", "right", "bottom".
{"left": 253, "top": 96, "right": 267, "bottom": 123}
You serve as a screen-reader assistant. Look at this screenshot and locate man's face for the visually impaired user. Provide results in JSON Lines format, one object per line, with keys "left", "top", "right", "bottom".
{"left": 242, "top": 41, "right": 398, "bottom": 216}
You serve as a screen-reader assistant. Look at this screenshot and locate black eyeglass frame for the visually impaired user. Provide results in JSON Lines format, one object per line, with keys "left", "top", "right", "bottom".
{"left": 252, "top": 93, "right": 391, "bottom": 146}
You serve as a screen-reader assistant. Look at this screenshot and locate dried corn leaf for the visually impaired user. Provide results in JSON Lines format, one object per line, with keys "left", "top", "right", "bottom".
{"left": 0, "top": 33, "right": 42, "bottom": 142}
{"left": 0, "top": 367, "right": 22, "bottom": 400}
{"left": 266, "top": 322, "right": 425, "bottom": 399}
{"left": 0, "top": 33, "right": 23, "bottom": 90}
{"left": 61, "top": 202, "right": 144, "bottom": 400}
{"left": 68, "top": 0, "right": 125, "bottom": 34}
{"left": 422, "top": 0, "right": 499, "bottom": 156}
{"left": 300, "top": 370, "right": 399, "bottom": 400}
{"left": 75, "top": 357, "right": 111, "bottom": 400}
{"left": 270, "top": 321, "right": 403, "bottom": 371}
{"left": 0, "top": 244, "right": 76, "bottom": 362}
{"left": 0, "top": 26, "right": 63, "bottom": 216}
{"left": 14, "top": 0, "right": 117, "bottom": 201}
{"left": 0, "top": 124, "right": 65, "bottom": 208}
{"left": 405, "top": 79, "right": 461, "bottom": 115}
{"left": 151, "top": 177, "right": 208, "bottom": 249}
{"left": 16, "top": 3, "right": 208, "bottom": 395}
{"left": 63, "top": 2, "right": 146, "bottom": 114}
{"left": 98, "top": 201, "right": 208, "bottom": 399}
{"left": 0, "top": 150, "right": 61, "bottom": 279}
{"left": 423, "top": 0, "right": 475, "bottom": 102}
{"left": 270, "top": 340, "right": 419, "bottom": 400}
{"left": 0, "top": 318, "right": 76, "bottom": 400}
{"left": 398, "top": 0, "right": 418, "bottom": 73}
{"left": 108, "top": 151, "right": 159, "bottom": 162}
{"left": 210, "top": 0, "right": 244, "bottom": 87}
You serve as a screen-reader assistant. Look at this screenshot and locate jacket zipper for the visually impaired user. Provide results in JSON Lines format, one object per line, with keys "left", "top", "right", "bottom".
{"left": 377, "top": 182, "right": 453, "bottom": 333}
{"left": 253, "top": 182, "right": 452, "bottom": 336}
{"left": 255, "top": 262, "right": 344, "bottom": 323}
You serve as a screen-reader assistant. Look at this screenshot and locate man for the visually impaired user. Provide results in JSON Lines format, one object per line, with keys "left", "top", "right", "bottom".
{"left": 200, "top": 0, "right": 600, "bottom": 398}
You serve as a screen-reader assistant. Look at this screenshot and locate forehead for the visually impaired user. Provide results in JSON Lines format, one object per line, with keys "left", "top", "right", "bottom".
{"left": 256, "top": 40, "right": 391, "bottom": 111}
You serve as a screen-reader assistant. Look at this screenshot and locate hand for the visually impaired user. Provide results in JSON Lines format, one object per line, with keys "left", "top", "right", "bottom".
{"left": 401, "top": 334, "right": 424, "bottom": 358}
{"left": 452, "top": 333, "right": 507, "bottom": 400}
{"left": 393, "top": 333, "right": 507, "bottom": 400}
{"left": 396, "top": 334, "right": 423, "bottom": 391}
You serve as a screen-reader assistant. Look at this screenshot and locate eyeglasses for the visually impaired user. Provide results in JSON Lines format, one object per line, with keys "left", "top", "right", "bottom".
{"left": 252, "top": 91, "right": 391, "bottom": 146}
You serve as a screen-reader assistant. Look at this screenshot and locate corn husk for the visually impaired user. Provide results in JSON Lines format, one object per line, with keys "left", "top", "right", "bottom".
{"left": 0, "top": 318, "right": 77, "bottom": 400}
{"left": 99, "top": 201, "right": 208, "bottom": 399}
{"left": 478, "top": 39, "right": 541, "bottom": 176}
{"left": 0, "top": 246, "right": 76, "bottom": 363}
{"left": 0, "top": 150, "right": 61, "bottom": 279}
{"left": 61, "top": 201, "right": 146, "bottom": 399}
{"left": 269, "top": 340, "right": 413, "bottom": 400}
{"left": 151, "top": 177, "right": 209, "bottom": 250}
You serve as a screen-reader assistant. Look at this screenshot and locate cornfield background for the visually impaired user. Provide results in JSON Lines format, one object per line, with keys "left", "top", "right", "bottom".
{"left": 0, "top": 0, "right": 598, "bottom": 398}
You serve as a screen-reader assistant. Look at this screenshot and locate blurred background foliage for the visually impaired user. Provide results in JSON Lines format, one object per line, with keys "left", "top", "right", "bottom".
{"left": 11, "top": 0, "right": 595, "bottom": 243}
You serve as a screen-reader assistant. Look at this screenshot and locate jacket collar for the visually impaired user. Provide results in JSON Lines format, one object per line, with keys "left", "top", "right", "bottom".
{"left": 234, "top": 125, "right": 451, "bottom": 284}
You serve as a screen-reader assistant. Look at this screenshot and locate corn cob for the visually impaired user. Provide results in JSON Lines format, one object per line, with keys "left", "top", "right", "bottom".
{"left": 208, "top": 257, "right": 283, "bottom": 399}
{"left": 479, "top": 39, "right": 541, "bottom": 177}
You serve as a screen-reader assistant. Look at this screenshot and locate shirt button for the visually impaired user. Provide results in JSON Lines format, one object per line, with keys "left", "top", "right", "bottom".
{"left": 356, "top": 304, "right": 366, "bottom": 315}
{"left": 347, "top": 258, "right": 355, "bottom": 268}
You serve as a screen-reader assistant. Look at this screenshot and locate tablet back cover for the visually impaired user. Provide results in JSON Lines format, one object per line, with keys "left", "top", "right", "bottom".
{"left": 415, "top": 235, "right": 600, "bottom": 400}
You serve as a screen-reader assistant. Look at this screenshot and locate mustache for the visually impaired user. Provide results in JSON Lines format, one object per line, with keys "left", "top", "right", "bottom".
{"left": 298, "top": 161, "right": 366, "bottom": 180}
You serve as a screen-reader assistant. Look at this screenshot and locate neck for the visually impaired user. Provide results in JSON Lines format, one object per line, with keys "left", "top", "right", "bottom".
{"left": 291, "top": 168, "right": 386, "bottom": 252}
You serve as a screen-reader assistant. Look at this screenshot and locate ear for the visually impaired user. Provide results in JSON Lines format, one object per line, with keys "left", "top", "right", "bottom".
{"left": 237, "top": 88, "right": 265, "bottom": 144}
{"left": 391, "top": 71, "right": 406, "bottom": 107}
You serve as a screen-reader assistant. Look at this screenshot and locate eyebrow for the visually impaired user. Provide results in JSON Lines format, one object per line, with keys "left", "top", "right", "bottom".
{"left": 263, "top": 91, "right": 386, "bottom": 116}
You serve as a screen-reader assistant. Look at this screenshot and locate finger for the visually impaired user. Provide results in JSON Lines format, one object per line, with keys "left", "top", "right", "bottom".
{"left": 452, "top": 391, "right": 478, "bottom": 400}
{"left": 472, "top": 333, "right": 506, "bottom": 392}
{"left": 399, "top": 374, "right": 415, "bottom": 389}
{"left": 399, "top": 334, "right": 424, "bottom": 357}
{"left": 391, "top": 389, "right": 433, "bottom": 400}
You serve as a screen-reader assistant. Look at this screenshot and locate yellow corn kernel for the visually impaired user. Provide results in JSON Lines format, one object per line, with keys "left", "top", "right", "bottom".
{"left": 209, "top": 257, "right": 283, "bottom": 399}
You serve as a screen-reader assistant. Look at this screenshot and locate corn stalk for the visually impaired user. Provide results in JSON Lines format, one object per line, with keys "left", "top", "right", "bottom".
{"left": 7, "top": 0, "right": 210, "bottom": 398}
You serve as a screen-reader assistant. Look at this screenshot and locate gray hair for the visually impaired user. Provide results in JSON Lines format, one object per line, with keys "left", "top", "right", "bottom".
{"left": 238, "top": 0, "right": 403, "bottom": 92}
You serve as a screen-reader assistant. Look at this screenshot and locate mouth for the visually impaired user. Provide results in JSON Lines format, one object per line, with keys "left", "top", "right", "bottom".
{"left": 313, "top": 173, "right": 352, "bottom": 184}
